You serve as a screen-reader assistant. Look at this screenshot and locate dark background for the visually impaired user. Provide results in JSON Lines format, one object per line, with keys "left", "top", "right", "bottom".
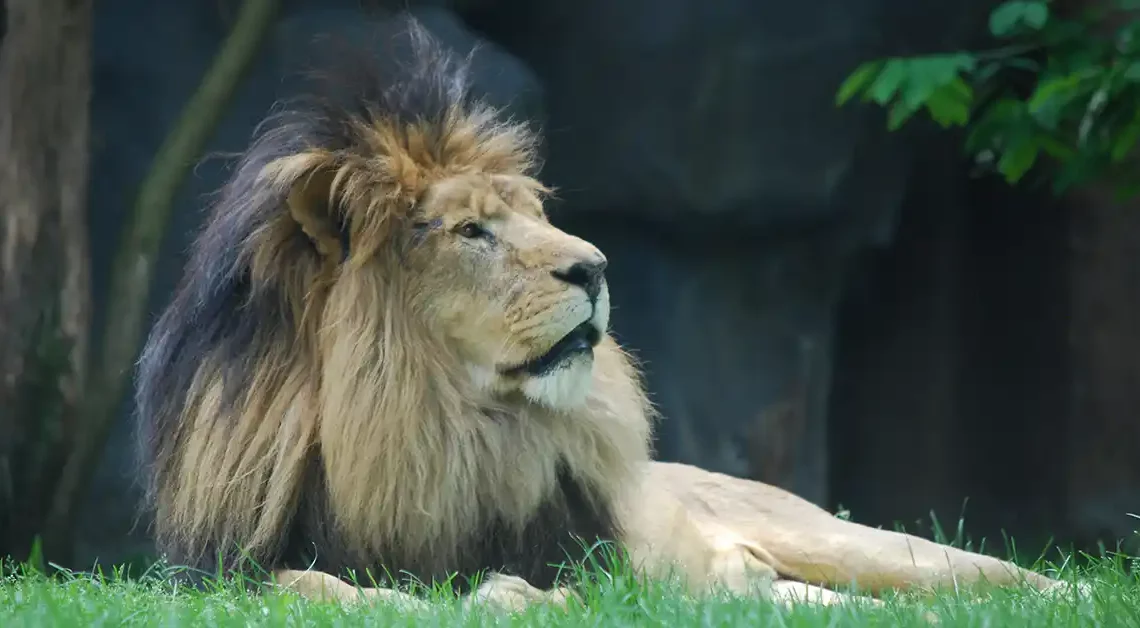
{"left": 22, "top": 0, "right": 1140, "bottom": 568}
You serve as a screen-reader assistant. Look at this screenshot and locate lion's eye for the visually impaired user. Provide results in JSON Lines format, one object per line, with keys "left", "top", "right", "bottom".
{"left": 456, "top": 221, "right": 487, "bottom": 239}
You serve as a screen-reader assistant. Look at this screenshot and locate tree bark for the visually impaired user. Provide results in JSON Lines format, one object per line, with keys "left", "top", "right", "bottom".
{"left": 0, "top": 0, "right": 93, "bottom": 562}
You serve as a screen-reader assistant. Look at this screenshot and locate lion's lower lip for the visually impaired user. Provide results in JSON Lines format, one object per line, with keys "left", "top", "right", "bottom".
{"left": 501, "top": 322, "right": 601, "bottom": 377}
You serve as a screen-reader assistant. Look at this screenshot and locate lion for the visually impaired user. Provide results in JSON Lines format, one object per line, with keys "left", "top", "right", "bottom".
{"left": 134, "top": 18, "right": 1076, "bottom": 612}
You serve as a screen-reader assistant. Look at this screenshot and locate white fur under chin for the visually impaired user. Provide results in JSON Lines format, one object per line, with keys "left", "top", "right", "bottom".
{"left": 521, "top": 354, "right": 595, "bottom": 411}
{"left": 467, "top": 356, "right": 593, "bottom": 411}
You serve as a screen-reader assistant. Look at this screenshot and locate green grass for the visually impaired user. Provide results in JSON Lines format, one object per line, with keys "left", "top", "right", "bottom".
{"left": 0, "top": 555, "right": 1137, "bottom": 628}
{"left": 4, "top": 515, "right": 1138, "bottom": 627}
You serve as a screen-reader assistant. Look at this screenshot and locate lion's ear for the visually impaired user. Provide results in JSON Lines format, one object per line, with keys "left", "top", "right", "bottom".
{"left": 286, "top": 165, "right": 349, "bottom": 262}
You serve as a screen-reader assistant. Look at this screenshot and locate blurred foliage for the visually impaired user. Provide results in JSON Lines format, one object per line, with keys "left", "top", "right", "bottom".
{"left": 836, "top": 0, "right": 1140, "bottom": 199}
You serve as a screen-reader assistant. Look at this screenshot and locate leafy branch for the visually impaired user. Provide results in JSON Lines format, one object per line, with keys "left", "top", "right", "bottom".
{"left": 836, "top": 0, "right": 1140, "bottom": 199}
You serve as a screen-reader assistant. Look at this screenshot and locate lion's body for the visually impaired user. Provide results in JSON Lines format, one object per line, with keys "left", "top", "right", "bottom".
{"left": 137, "top": 17, "right": 1073, "bottom": 609}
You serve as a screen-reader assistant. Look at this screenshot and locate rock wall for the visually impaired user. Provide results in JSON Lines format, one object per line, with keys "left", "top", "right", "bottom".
{"left": 1065, "top": 186, "right": 1140, "bottom": 549}
{"left": 829, "top": 152, "right": 1075, "bottom": 550}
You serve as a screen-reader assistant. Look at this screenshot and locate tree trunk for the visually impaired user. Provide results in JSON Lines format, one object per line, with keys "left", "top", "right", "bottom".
{"left": 0, "top": 0, "right": 93, "bottom": 562}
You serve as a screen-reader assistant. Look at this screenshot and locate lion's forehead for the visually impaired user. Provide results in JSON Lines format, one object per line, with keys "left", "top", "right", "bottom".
{"left": 422, "top": 173, "right": 545, "bottom": 222}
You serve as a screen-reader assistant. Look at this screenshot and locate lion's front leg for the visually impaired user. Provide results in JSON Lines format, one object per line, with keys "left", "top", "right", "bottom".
{"left": 271, "top": 569, "right": 428, "bottom": 610}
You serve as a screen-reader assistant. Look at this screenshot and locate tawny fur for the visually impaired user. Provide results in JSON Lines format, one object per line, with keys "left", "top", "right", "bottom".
{"left": 137, "top": 16, "right": 1081, "bottom": 610}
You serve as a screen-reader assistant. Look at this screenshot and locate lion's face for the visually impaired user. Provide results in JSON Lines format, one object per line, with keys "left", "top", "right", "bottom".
{"left": 400, "top": 172, "right": 609, "bottom": 410}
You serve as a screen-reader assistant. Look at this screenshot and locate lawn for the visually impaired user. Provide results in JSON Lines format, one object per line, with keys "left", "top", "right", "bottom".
{"left": 1, "top": 555, "right": 1137, "bottom": 628}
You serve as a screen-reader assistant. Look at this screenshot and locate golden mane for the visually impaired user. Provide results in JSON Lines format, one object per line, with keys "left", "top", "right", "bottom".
{"left": 135, "top": 19, "right": 652, "bottom": 586}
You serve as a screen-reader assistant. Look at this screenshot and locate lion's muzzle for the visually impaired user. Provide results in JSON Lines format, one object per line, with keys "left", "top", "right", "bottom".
{"left": 501, "top": 319, "right": 602, "bottom": 377}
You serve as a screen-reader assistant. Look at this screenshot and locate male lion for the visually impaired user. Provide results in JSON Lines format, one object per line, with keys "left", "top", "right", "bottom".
{"left": 135, "top": 18, "right": 1072, "bottom": 611}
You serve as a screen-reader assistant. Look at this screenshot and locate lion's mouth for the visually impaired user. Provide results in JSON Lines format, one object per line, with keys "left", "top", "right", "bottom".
{"left": 501, "top": 321, "right": 602, "bottom": 377}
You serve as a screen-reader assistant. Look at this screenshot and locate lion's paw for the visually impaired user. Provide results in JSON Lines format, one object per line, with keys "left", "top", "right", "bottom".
{"left": 360, "top": 586, "right": 431, "bottom": 612}
{"left": 465, "top": 573, "right": 574, "bottom": 613}
{"left": 1039, "top": 579, "right": 1094, "bottom": 602}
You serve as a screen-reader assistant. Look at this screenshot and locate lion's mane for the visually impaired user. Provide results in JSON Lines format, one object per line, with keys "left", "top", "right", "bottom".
{"left": 134, "top": 19, "right": 653, "bottom": 592}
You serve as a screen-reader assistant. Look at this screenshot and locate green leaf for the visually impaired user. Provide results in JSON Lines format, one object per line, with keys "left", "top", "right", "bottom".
{"left": 1052, "top": 160, "right": 1092, "bottom": 195}
{"left": 1111, "top": 111, "right": 1140, "bottom": 162}
{"left": 897, "top": 55, "right": 977, "bottom": 109}
{"left": 1028, "top": 69, "right": 1100, "bottom": 115}
{"left": 989, "top": 1, "right": 1050, "bottom": 37}
{"left": 906, "top": 54, "right": 977, "bottom": 84}
{"left": 925, "top": 78, "right": 974, "bottom": 128}
{"left": 1113, "top": 181, "right": 1140, "bottom": 202}
{"left": 1027, "top": 68, "right": 1102, "bottom": 130}
{"left": 965, "top": 97, "right": 1024, "bottom": 153}
{"left": 997, "top": 135, "right": 1040, "bottom": 183}
{"left": 887, "top": 100, "right": 919, "bottom": 130}
{"left": 945, "top": 75, "right": 974, "bottom": 102}
{"left": 1037, "top": 135, "right": 1077, "bottom": 160}
{"left": 1021, "top": 2, "right": 1050, "bottom": 29}
{"left": 867, "top": 60, "right": 909, "bottom": 105}
{"left": 1125, "top": 62, "right": 1140, "bottom": 82}
{"left": 836, "top": 61, "right": 884, "bottom": 105}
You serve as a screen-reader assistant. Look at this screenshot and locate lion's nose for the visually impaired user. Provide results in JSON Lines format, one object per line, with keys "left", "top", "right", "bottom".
{"left": 552, "top": 255, "right": 607, "bottom": 302}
